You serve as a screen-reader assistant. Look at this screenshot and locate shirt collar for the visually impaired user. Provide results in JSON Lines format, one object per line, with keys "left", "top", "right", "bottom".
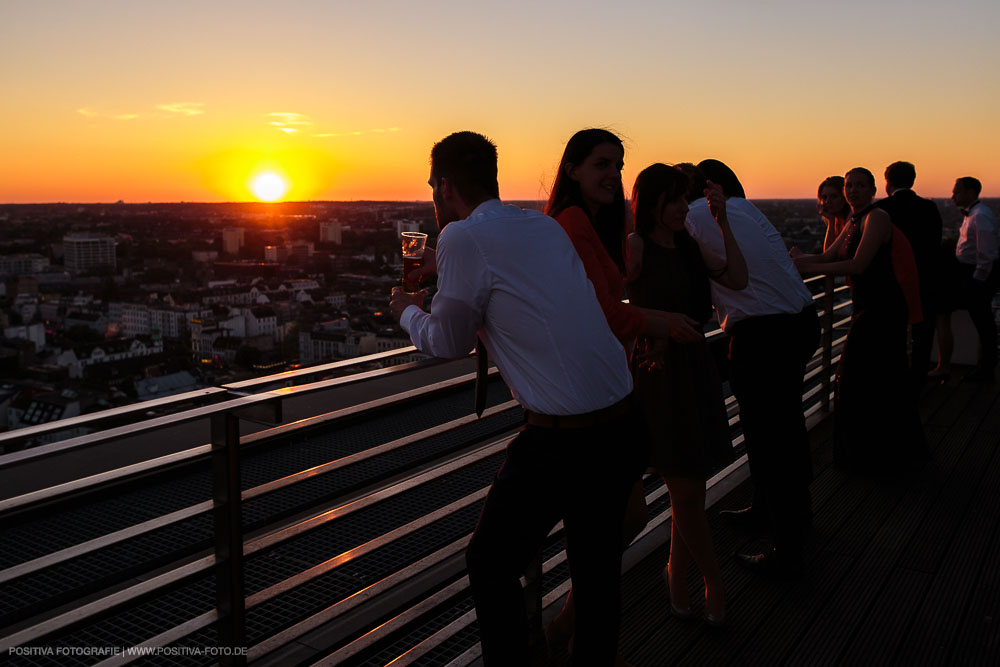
{"left": 468, "top": 198, "right": 503, "bottom": 219}
{"left": 961, "top": 200, "right": 981, "bottom": 217}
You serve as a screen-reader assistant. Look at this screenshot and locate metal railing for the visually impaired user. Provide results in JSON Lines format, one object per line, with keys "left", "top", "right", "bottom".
{"left": 0, "top": 274, "right": 851, "bottom": 666}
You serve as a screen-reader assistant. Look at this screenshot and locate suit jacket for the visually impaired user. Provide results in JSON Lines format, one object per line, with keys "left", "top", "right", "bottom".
{"left": 878, "top": 189, "right": 944, "bottom": 315}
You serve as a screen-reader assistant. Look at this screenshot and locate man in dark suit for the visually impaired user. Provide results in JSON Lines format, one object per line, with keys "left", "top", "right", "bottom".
{"left": 879, "top": 161, "right": 944, "bottom": 384}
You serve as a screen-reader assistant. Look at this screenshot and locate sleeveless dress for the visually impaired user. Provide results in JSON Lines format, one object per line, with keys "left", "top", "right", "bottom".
{"left": 833, "top": 210, "right": 927, "bottom": 470}
{"left": 627, "top": 236, "right": 734, "bottom": 477}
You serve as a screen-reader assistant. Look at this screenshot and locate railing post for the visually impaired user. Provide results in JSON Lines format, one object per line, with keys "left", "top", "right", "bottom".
{"left": 821, "top": 275, "right": 835, "bottom": 414}
{"left": 212, "top": 411, "right": 247, "bottom": 666}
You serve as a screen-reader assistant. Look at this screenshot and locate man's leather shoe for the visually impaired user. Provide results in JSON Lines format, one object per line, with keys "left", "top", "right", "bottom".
{"left": 736, "top": 548, "right": 803, "bottom": 579}
{"left": 719, "top": 505, "right": 767, "bottom": 529}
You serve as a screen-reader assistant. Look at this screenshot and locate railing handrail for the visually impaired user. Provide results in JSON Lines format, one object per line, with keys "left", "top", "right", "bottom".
{"left": 0, "top": 346, "right": 429, "bottom": 448}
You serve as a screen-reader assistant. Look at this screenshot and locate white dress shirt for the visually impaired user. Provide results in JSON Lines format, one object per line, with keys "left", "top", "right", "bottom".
{"left": 685, "top": 197, "right": 813, "bottom": 331}
{"left": 401, "top": 199, "right": 632, "bottom": 415}
{"left": 956, "top": 201, "right": 999, "bottom": 281}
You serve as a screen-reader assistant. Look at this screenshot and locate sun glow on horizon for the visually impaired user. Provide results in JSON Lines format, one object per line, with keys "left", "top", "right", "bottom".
{"left": 250, "top": 172, "right": 289, "bottom": 202}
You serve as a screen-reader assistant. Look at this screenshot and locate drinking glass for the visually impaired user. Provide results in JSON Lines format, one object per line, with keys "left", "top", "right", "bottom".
{"left": 401, "top": 232, "right": 428, "bottom": 292}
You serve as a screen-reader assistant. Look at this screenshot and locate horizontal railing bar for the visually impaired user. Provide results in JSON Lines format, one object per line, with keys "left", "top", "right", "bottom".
{"left": 222, "top": 346, "right": 426, "bottom": 390}
{"left": 386, "top": 609, "right": 478, "bottom": 667}
{"left": 238, "top": 368, "right": 502, "bottom": 447}
{"left": 92, "top": 610, "right": 218, "bottom": 667}
{"left": 245, "top": 438, "right": 511, "bottom": 557}
{"left": 0, "top": 388, "right": 229, "bottom": 446}
{"left": 250, "top": 537, "right": 471, "bottom": 661}
{"left": 446, "top": 644, "right": 482, "bottom": 667}
{"left": 804, "top": 390, "right": 836, "bottom": 420}
{"left": 0, "top": 555, "right": 215, "bottom": 651}
{"left": 0, "top": 444, "right": 211, "bottom": 514}
{"left": 243, "top": 400, "right": 519, "bottom": 502}
{"left": 0, "top": 392, "right": 283, "bottom": 470}
{"left": 245, "top": 488, "right": 489, "bottom": 612}
{"left": 0, "top": 500, "right": 212, "bottom": 585}
{"left": 315, "top": 577, "right": 473, "bottom": 667}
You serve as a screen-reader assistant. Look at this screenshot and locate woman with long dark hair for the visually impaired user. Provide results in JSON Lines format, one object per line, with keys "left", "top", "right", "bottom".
{"left": 542, "top": 130, "right": 701, "bottom": 656}
{"left": 628, "top": 163, "right": 746, "bottom": 626}
{"left": 792, "top": 167, "right": 925, "bottom": 469}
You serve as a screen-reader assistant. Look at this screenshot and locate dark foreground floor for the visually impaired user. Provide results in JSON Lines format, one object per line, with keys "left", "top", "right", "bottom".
{"left": 613, "top": 368, "right": 1000, "bottom": 667}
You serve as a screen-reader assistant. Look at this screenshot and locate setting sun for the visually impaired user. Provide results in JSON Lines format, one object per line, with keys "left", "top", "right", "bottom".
{"left": 251, "top": 172, "right": 289, "bottom": 202}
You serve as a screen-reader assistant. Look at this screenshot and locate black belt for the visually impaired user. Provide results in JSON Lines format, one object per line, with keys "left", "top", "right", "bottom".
{"left": 525, "top": 396, "right": 631, "bottom": 429}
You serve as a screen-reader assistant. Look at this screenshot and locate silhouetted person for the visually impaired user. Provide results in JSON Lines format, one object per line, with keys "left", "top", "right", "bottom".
{"left": 817, "top": 175, "right": 851, "bottom": 252}
{"left": 878, "top": 161, "right": 944, "bottom": 384}
{"left": 687, "top": 159, "right": 820, "bottom": 578}
{"left": 951, "top": 177, "right": 999, "bottom": 382}
{"left": 390, "top": 131, "right": 645, "bottom": 666}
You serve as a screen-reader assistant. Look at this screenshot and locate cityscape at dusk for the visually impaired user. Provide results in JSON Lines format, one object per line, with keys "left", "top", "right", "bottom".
{"left": 3, "top": 0, "right": 999, "bottom": 203}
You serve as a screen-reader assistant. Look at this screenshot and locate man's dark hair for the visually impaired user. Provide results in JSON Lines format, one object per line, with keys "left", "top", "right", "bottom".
{"left": 430, "top": 131, "right": 500, "bottom": 205}
{"left": 956, "top": 176, "right": 982, "bottom": 197}
{"left": 885, "top": 161, "right": 916, "bottom": 189}
{"left": 675, "top": 162, "right": 707, "bottom": 203}
{"left": 696, "top": 159, "right": 746, "bottom": 198}
{"left": 846, "top": 166, "right": 876, "bottom": 189}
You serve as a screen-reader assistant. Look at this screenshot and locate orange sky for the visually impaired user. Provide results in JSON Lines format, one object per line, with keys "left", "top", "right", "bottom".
{"left": 2, "top": 1, "right": 999, "bottom": 203}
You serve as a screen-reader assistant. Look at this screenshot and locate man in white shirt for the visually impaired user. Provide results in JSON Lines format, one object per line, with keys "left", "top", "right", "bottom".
{"left": 390, "top": 132, "right": 644, "bottom": 666}
{"left": 952, "top": 177, "right": 999, "bottom": 381}
{"left": 686, "top": 160, "right": 819, "bottom": 578}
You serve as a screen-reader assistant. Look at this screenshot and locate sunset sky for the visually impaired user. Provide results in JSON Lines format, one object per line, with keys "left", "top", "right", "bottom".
{"left": 2, "top": 0, "right": 998, "bottom": 203}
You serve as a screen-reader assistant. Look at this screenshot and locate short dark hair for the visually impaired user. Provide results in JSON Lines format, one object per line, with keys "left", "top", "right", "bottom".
{"left": 845, "top": 167, "right": 876, "bottom": 189}
{"left": 631, "top": 163, "right": 690, "bottom": 240}
{"left": 675, "top": 162, "right": 707, "bottom": 203}
{"left": 696, "top": 159, "right": 745, "bottom": 198}
{"left": 885, "top": 161, "right": 916, "bottom": 189}
{"left": 956, "top": 176, "right": 982, "bottom": 196}
{"left": 430, "top": 131, "right": 500, "bottom": 205}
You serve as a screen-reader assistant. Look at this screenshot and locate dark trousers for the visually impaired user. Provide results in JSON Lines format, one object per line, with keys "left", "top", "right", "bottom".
{"left": 728, "top": 305, "right": 820, "bottom": 553}
{"left": 466, "top": 408, "right": 645, "bottom": 666}
{"left": 956, "top": 262, "right": 999, "bottom": 371}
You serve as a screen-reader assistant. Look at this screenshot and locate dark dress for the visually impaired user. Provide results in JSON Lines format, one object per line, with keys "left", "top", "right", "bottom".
{"left": 627, "top": 235, "right": 734, "bottom": 478}
{"left": 833, "top": 210, "right": 927, "bottom": 470}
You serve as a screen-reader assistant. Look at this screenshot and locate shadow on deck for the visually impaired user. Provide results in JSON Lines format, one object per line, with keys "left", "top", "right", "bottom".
{"left": 613, "top": 368, "right": 1000, "bottom": 666}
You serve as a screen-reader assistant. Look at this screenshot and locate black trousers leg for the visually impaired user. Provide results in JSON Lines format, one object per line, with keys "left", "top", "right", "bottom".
{"left": 729, "top": 307, "right": 819, "bottom": 553}
{"left": 466, "top": 411, "right": 642, "bottom": 666}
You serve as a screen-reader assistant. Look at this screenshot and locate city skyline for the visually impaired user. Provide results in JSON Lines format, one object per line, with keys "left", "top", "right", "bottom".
{"left": 3, "top": 0, "right": 999, "bottom": 203}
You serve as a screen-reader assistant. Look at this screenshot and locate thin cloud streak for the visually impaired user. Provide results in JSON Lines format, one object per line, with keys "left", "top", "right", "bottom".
{"left": 156, "top": 102, "right": 205, "bottom": 116}
{"left": 77, "top": 103, "right": 206, "bottom": 120}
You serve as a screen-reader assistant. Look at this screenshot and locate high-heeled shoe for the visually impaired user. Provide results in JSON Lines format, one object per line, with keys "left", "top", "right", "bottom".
{"left": 661, "top": 566, "right": 694, "bottom": 620}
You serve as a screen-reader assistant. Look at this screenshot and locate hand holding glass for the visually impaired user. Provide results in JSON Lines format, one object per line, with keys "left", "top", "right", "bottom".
{"left": 401, "top": 232, "right": 428, "bottom": 292}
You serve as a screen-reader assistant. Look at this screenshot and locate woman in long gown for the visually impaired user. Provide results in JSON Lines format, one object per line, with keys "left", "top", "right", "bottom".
{"left": 793, "top": 167, "right": 926, "bottom": 470}
{"left": 628, "top": 163, "right": 747, "bottom": 625}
